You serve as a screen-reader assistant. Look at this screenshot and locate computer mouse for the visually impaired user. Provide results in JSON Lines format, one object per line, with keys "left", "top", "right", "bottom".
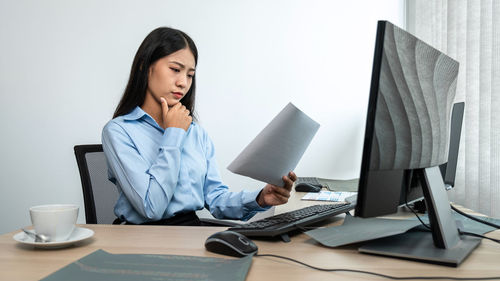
{"left": 295, "top": 182, "right": 322, "bottom": 192}
{"left": 205, "top": 230, "right": 258, "bottom": 257}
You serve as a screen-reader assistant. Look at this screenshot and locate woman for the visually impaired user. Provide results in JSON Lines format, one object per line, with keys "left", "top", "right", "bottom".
{"left": 102, "top": 27, "right": 296, "bottom": 225}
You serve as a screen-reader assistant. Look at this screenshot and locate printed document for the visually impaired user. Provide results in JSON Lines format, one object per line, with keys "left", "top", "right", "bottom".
{"left": 228, "top": 103, "right": 320, "bottom": 186}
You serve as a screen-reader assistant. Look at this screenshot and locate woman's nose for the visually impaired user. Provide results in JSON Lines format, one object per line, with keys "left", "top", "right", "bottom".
{"left": 176, "top": 76, "right": 187, "bottom": 88}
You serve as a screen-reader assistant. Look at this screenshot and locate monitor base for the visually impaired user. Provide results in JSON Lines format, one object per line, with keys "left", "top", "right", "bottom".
{"left": 359, "top": 230, "right": 481, "bottom": 267}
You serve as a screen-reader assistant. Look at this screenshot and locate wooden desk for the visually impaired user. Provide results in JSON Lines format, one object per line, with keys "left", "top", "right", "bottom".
{"left": 1, "top": 207, "right": 499, "bottom": 280}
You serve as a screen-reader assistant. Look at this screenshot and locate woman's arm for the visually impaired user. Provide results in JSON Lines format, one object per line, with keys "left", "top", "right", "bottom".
{"left": 201, "top": 133, "right": 269, "bottom": 220}
{"left": 102, "top": 121, "right": 186, "bottom": 221}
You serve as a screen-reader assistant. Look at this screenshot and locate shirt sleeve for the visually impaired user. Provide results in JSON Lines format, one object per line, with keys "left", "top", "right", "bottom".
{"left": 201, "top": 131, "right": 270, "bottom": 221}
{"left": 102, "top": 121, "right": 186, "bottom": 221}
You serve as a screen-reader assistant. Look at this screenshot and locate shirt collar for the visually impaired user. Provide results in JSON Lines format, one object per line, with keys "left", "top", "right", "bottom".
{"left": 122, "top": 106, "right": 163, "bottom": 130}
{"left": 122, "top": 106, "right": 148, "bottom": 121}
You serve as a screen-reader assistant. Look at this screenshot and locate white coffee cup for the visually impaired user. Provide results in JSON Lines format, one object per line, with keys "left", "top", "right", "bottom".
{"left": 29, "top": 204, "right": 79, "bottom": 242}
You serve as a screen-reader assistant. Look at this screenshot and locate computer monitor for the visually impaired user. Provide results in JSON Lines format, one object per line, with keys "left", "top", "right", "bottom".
{"left": 354, "top": 21, "right": 480, "bottom": 266}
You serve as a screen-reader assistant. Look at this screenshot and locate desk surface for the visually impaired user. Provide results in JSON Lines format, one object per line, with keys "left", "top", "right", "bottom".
{"left": 1, "top": 192, "right": 500, "bottom": 281}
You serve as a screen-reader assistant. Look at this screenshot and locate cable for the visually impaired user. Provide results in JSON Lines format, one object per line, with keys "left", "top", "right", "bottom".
{"left": 459, "top": 231, "right": 500, "bottom": 244}
{"left": 403, "top": 192, "right": 500, "bottom": 234}
{"left": 450, "top": 203, "right": 500, "bottom": 244}
{"left": 405, "top": 198, "right": 431, "bottom": 230}
{"left": 406, "top": 204, "right": 500, "bottom": 245}
{"left": 254, "top": 254, "right": 500, "bottom": 280}
{"left": 450, "top": 204, "right": 500, "bottom": 229}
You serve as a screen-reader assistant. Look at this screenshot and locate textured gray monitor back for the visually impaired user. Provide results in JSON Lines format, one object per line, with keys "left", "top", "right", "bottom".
{"left": 370, "top": 23, "right": 458, "bottom": 170}
{"left": 85, "top": 152, "right": 119, "bottom": 224}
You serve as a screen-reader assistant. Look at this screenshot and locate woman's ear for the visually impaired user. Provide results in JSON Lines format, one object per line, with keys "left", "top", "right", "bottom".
{"left": 147, "top": 62, "right": 157, "bottom": 76}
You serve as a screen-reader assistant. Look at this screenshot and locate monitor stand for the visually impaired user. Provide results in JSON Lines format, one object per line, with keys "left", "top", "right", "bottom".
{"left": 359, "top": 166, "right": 481, "bottom": 267}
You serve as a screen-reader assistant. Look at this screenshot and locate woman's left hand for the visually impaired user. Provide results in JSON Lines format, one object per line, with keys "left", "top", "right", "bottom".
{"left": 257, "top": 171, "right": 297, "bottom": 207}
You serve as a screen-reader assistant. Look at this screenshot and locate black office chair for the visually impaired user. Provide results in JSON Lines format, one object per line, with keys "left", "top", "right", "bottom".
{"left": 74, "top": 144, "right": 119, "bottom": 224}
{"left": 74, "top": 144, "right": 238, "bottom": 226}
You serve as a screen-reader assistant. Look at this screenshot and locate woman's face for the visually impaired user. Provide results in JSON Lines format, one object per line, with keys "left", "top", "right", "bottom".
{"left": 147, "top": 47, "right": 196, "bottom": 107}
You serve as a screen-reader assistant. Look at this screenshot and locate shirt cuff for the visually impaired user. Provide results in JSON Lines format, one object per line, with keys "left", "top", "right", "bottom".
{"left": 161, "top": 127, "right": 186, "bottom": 148}
{"left": 242, "top": 189, "right": 271, "bottom": 213}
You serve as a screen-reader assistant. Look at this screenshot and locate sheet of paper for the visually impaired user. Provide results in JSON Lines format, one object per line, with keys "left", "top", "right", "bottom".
{"left": 228, "top": 103, "right": 320, "bottom": 186}
{"left": 301, "top": 191, "right": 357, "bottom": 202}
{"left": 305, "top": 215, "right": 421, "bottom": 247}
{"left": 41, "top": 249, "right": 253, "bottom": 281}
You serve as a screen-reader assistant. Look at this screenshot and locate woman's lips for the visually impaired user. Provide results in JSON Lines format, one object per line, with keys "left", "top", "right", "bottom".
{"left": 172, "top": 92, "right": 183, "bottom": 99}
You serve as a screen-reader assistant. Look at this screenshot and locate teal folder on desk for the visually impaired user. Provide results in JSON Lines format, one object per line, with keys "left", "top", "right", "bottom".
{"left": 41, "top": 249, "right": 252, "bottom": 281}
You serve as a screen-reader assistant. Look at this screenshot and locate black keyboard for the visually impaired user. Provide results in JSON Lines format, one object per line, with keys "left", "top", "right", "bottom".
{"left": 229, "top": 202, "right": 354, "bottom": 241}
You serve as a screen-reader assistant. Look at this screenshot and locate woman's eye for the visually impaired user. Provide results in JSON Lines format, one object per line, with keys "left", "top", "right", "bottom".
{"left": 170, "top": 68, "right": 180, "bottom": 72}
{"left": 188, "top": 74, "right": 194, "bottom": 78}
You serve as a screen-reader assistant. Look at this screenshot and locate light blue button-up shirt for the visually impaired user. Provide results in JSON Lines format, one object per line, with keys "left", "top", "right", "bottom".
{"left": 102, "top": 106, "right": 268, "bottom": 224}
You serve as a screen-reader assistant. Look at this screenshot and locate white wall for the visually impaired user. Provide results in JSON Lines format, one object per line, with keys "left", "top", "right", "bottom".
{"left": 0, "top": 0, "right": 404, "bottom": 234}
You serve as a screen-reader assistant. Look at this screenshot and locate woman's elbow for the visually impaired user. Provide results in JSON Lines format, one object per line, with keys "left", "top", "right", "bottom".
{"left": 142, "top": 200, "right": 167, "bottom": 221}
{"left": 144, "top": 208, "right": 164, "bottom": 221}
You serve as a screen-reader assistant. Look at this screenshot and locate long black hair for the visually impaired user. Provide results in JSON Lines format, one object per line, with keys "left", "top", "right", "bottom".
{"left": 113, "top": 27, "right": 198, "bottom": 119}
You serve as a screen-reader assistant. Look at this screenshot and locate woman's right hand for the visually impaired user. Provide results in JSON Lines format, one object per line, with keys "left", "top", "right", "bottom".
{"left": 160, "top": 97, "right": 192, "bottom": 131}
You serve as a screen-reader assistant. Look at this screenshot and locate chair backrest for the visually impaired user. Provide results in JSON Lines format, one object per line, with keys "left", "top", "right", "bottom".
{"left": 74, "top": 144, "right": 119, "bottom": 224}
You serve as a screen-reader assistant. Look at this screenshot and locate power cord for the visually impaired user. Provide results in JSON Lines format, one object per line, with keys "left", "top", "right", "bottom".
{"left": 405, "top": 201, "right": 500, "bottom": 245}
{"left": 451, "top": 204, "right": 500, "bottom": 244}
{"left": 458, "top": 230, "right": 500, "bottom": 244}
{"left": 405, "top": 200, "right": 431, "bottom": 230}
{"left": 450, "top": 204, "right": 500, "bottom": 229}
{"left": 404, "top": 188, "right": 500, "bottom": 242}
{"left": 254, "top": 254, "right": 500, "bottom": 280}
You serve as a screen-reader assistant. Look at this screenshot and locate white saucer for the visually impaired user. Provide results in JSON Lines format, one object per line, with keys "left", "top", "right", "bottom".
{"left": 13, "top": 227, "right": 94, "bottom": 249}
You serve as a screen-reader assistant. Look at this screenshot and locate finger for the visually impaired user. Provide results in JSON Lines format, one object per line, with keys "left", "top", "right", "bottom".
{"left": 282, "top": 176, "right": 294, "bottom": 190}
{"left": 282, "top": 175, "right": 293, "bottom": 185}
{"left": 270, "top": 184, "right": 291, "bottom": 198}
{"left": 160, "top": 97, "right": 168, "bottom": 111}
{"left": 271, "top": 192, "right": 290, "bottom": 204}
{"left": 173, "top": 102, "right": 182, "bottom": 110}
{"left": 288, "top": 171, "right": 297, "bottom": 182}
{"left": 160, "top": 97, "right": 169, "bottom": 118}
